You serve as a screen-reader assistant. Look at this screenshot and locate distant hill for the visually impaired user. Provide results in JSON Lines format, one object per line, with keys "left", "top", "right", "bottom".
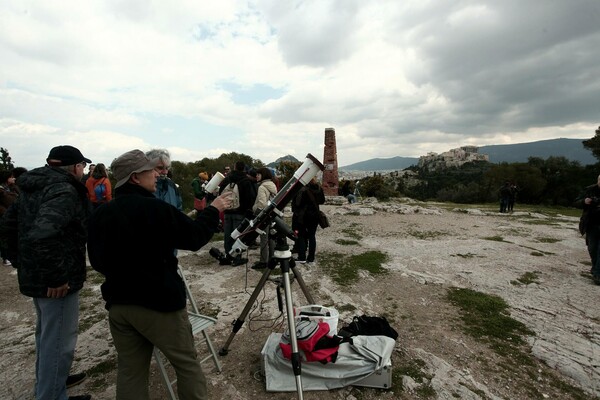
{"left": 479, "top": 138, "right": 596, "bottom": 164}
{"left": 267, "top": 154, "right": 299, "bottom": 168}
{"left": 340, "top": 156, "right": 418, "bottom": 171}
{"left": 340, "top": 138, "right": 596, "bottom": 171}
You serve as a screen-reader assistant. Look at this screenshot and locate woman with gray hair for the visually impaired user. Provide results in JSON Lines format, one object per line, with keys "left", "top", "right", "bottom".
{"left": 145, "top": 148, "right": 183, "bottom": 211}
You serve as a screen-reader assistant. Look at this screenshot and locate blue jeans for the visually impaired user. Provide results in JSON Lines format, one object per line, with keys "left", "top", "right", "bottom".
{"left": 33, "top": 292, "right": 79, "bottom": 400}
{"left": 586, "top": 225, "right": 600, "bottom": 278}
{"left": 224, "top": 213, "right": 245, "bottom": 255}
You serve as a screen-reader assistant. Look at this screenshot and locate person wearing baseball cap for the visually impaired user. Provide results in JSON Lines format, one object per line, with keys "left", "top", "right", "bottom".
{"left": 87, "top": 149, "right": 232, "bottom": 400}
{"left": 0, "top": 145, "right": 92, "bottom": 400}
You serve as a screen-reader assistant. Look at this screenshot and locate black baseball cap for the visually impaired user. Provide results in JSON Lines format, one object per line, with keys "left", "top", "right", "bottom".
{"left": 46, "top": 145, "right": 92, "bottom": 166}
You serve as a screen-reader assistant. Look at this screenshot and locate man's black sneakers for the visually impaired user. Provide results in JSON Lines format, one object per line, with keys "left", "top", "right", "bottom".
{"left": 66, "top": 372, "right": 87, "bottom": 388}
{"left": 68, "top": 395, "right": 91, "bottom": 400}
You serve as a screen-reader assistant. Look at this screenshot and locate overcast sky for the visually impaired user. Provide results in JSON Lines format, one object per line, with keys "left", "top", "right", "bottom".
{"left": 1, "top": 0, "right": 599, "bottom": 170}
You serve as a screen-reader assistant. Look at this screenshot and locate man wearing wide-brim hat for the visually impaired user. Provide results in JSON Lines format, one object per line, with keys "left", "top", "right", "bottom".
{"left": 87, "top": 149, "right": 232, "bottom": 400}
{"left": 0, "top": 144, "right": 93, "bottom": 400}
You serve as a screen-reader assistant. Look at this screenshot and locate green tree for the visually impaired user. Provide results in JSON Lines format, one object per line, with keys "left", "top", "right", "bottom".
{"left": 0, "top": 147, "right": 14, "bottom": 171}
{"left": 277, "top": 160, "right": 302, "bottom": 187}
{"left": 359, "top": 175, "right": 397, "bottom": 200}
{"left": 169, "top": 152, "right": 264, "bottom": 211}
{"left": 583, "top": 126, "right": 600, "bottom": 161}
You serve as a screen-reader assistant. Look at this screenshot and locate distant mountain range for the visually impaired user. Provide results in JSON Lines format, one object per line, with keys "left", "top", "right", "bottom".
{"left": 339, "top": 138, "right": 597, "bottom": 171}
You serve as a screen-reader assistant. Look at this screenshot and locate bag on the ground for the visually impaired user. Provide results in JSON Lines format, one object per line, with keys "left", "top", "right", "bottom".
{"left": 338, "top": 315, "right": 398, "bottom": 340}
{"left": 279, "top": 319, "right": 342, "bottom": 364}
{"left": 318, "top": 211, "right": 330, "bottom": 229}
{"left": 93, "top": 179, "right": 107, "bottom": 202}
{"left": 221, "top": 182, "right": 240, "bottom": 210}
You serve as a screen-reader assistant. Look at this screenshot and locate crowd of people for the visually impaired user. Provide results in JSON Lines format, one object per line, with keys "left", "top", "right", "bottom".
{"left": 0, "top": 144, "right": 331, "bottom": 400}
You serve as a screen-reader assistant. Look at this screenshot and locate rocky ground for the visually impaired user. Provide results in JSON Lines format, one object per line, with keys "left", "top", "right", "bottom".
{"left": 1, "top": 198, "right": 599, "bottom": 400}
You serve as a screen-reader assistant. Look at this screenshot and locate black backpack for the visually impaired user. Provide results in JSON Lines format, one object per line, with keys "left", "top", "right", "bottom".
{"left": 338, "top": 315, "right": 398, "bottom": 340}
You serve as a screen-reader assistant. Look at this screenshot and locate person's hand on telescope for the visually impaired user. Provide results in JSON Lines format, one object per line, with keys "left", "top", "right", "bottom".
{"left": 210, "top": 191, "right": 233, "bottom": 212}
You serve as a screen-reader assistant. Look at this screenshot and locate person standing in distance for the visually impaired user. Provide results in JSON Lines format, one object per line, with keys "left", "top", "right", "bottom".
{"left": 576, "top": 174, "right": 600, "bottom": 285}
{"left": 0, "top": 145, "right": 92, "bottom": 400}
{"left": 87, "top": 149, "right": 232, "bottom": 400}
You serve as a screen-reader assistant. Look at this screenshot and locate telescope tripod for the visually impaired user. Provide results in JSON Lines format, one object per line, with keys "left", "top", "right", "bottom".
{"left": 219, "top": 230, "right": 314, "bottom": 400}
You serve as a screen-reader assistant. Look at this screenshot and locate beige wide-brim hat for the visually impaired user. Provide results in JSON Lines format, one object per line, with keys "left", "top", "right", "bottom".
{"left": 111, "top": 149, "right": 160, "bottom": 188}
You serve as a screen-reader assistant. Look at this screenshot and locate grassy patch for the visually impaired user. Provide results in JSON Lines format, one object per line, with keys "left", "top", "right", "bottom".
{"left": 318, "top": 250, "right": 389, "bottom": 286}
{"left": 335, "top": 239, "right": 360, "bottom": 246}
{"left": 394, "top": 357, "right": 436, "bottom": 397}
{"left": 395, "top": 358, "right": 430, "bottom": 383}
{"left": 543, "top": 371, "right": 591, "bottom": 400}
{"left": 482, "top": 235, "right": 509, "bottom": 242}
{"left": 408, "top": 229, "right": 447, "bottom": 239}
{"left": 446, "top": 287, "right": 535, "bottom": 365}
{"left": 336, "top": 303, "right": 357, "bottom": 313}
{"left": 341, "top": 223, "right": 362, "bottom": 240}
{"left": 536, "top": 237, "right": 561, "bottom": 243}
{"left": 516, "top": 271, "right": 541, "bottom": 285}
{"left": 517, "top": 244, "right": 555, "bottom": 255}
{"left": 521, "top": 219, "right": 561, "bottom": 226}
{"left": 451, "top": 253, "right": 482, "bottom": 259}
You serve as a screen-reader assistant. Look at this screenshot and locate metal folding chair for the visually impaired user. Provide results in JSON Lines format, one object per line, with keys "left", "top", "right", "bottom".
{"left": 153, "top": 264, "right": 222, "bottom": 400}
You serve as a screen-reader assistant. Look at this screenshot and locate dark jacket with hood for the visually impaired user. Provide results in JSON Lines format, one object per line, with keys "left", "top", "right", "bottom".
{"left": 0, "top": 166, "right": 91, "bottom": 297}
{"left": 575, "top": 183, "right": 600, "bottom": 234}
{"left": 87, "top": 183, "right": 220, "bottom": 312}
{"left": 292, "top": 181, "right": 325, "bottom": 228}
{"left": 219, "top": 170, "right": 257, "bottom": 216}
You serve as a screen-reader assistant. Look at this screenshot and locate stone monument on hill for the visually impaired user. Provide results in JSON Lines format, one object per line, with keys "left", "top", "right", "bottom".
{"left": 322, "top": 128, "right": 339, "bottom": 196}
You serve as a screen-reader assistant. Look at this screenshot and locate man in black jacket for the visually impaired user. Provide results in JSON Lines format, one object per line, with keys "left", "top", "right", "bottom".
{"left": 0, "top": 145, "right": 92, "bottom": 400}
{"left": 577, "top": 175, "right": 600, "bottom": 285}
{"left": 218, "top": 160, "right": 257, "bottom": 265}
{"left": 87, "top": 149, "right": 231, "bottom": 400}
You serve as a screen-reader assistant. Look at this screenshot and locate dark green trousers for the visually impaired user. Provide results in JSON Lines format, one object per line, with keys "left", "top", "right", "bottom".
{"left": 109, "top": 304, "right": 207, "bottom": 400}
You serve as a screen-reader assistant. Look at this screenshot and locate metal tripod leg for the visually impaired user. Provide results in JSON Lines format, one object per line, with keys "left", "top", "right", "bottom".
{"left": 290, "top": 263, "right": 315, "bottom": 305}
{"left": 219, "top": 260, "right": 314, "bottom": 356}
{"left": 280, "top": 257, "right": 304, "bottom": 399}
{"left": 218, "top": 263, "right": 274, "bottom": 356}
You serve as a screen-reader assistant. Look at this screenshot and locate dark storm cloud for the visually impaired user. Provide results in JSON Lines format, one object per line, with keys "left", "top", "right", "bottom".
{"left": 399, "top": 1, "right": 600, "bottom": 134}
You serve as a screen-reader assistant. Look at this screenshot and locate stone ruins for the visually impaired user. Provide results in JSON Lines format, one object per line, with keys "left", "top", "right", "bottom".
{"left": 322, "top": 128, "right": 339, "bottom": 196}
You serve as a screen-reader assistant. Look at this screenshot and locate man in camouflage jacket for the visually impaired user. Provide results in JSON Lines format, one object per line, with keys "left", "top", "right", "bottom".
{"left": 0, "top": 145, "right": 92, "bottom": 400}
